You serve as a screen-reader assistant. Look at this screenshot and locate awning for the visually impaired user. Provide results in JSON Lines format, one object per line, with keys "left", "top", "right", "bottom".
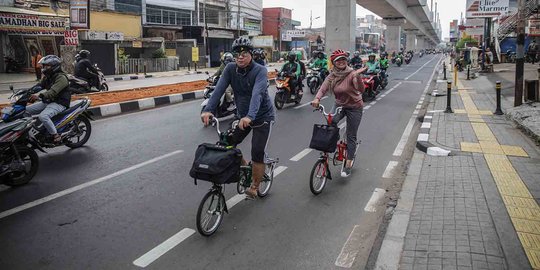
{"left": 0, "top": 6, "right": 68, "bottom": 36}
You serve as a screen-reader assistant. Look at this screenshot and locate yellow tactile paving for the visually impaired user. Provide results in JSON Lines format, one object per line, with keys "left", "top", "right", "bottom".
{"left": 471, "top": 123, "right": 498, "bottom": 141}
{"left": 460, "top": 142, "right": 482, "bottom": 153}
{"left": 503, "top": 196, "right": 539, "bottom": 208}
{"left": 479, "top": 141, "right": 505, "bottom": 154}
{"left": 453, "top": 109, "right": 467, "bottom": 114}
{"left": 502, "top": 145, "right": 529, "bottom": 157}
{"left": 457, "top": 79, "right": 540, "bottom": 269}
{"left": 513, "top": 218, "right": 540, "bottom": 234}
{"left": 508, "top": 207, "right": 540, "bottom": 221}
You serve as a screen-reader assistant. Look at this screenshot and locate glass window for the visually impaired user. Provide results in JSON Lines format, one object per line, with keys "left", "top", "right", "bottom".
{"left": 147, "top": 7, "right": 162, "bottom": 24}
{"left": 146, "top": 5, "right": 192, "bottom": 26}
{"left": 115, "top": 0, "right": 142, "bottom": 14}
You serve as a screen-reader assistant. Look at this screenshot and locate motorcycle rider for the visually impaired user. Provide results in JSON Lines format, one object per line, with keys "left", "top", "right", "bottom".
{"left": 309, "top": 51, "right": 329, "bottom": 81}
{"left": 349, "top": 51, "right": 363, "bottom": 69}
{"left": 74, "top": 49, "right": 99, "bottom": 89}
{"left": 296, "top": 51, "right": 307, "bottom": 89}
{"left": 211, "top": 52, "right": 235, "bottom": 109}
{"left": 280, "top": 51, "right": 302, "bottom": 96}
{"left": 26, "top": 55, "right": 71, "bottom": 143}
{"left": 365, "top": 54, "right": 381, "bottom": 90}
{"left": 253, "top": 49, "right": 266, "bottom": 66}
{"left": 201, "top": 37, "right": 275, "bottom": 199}
{"left": 312, "top": 49, "right": 366, "bottom": 177}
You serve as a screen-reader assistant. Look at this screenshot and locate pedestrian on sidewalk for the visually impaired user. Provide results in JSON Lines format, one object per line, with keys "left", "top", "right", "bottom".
{"left": 31, "top": 49, "right": 42, "bottom": 81}
{"left": 528, "top": 40, "right": 538, "bottom": 64}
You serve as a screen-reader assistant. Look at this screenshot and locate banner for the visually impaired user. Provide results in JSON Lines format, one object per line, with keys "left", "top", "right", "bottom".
{"left": 528, "top": 19, "right": 540, "bottom": 37}
{"left": 64, "top": 30, "right": 79, "bottom": 45}
{"left": 285, "top": 30, "right": 306, "bottom": 38}
{"left": 191, "top": 47, "right": 199, "bottom": 62}
{"left": 70, "top": 0, "right": 90, "bottom": 29}
{"left": 465, "top": 18, "right": 484, "bottom": 36}
{"left": 0, "top": 12, "right": 67, "bottom": 35}
{"left": 466, "top": 0, "right": 509, "bottom": 18}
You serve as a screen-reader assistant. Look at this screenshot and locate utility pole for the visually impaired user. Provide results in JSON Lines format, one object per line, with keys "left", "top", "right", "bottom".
{"left": 237, "top": 0, "right": 240, "bottom": 37}
{"left": 515, "top": 0, "right": 525, "bottom": 106}
{"left": 204, "top": 0, "right": 210, "bottom": 67}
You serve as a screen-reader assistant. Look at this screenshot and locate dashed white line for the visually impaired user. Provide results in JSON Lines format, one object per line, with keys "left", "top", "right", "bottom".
{"left": 382, "top": 161, "right": 399, "bottom": 179}
{"left": 335, "top": 225, "right": 363, "bottom": 268}
{"left": 273, "top": 165, "right": 288, "bottom": 177}
{"left": 364, "top": 105, "right": 371, "bottom": 110}
{"left": 0, "top": 150, "right": 184, "bottom": 219}
{"left": 404, "top": 56, "right": 438, "bottom": 80}
{"left": 133, "top": 228, "right": 196, "bottom": 268}
{"left": 294, "top": 96, "right": 328, "bottom": 109}
{"left": 364, "top": 188, "right": 387, "bottom": 212}
{"left": 392, "top": 116, "right": 415, "bottom": 157}
{"left": 290, "top": 148, "right": 313, "bottom": 161}
{"left": 370, "top": 101, "right": 377, "bottom": 105}
{"left": 376, "top": 97, "right": 382, "bottom": 101}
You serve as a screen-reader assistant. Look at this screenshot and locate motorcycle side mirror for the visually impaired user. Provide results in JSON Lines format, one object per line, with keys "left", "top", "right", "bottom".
{"left": 9, "top": 85, "right": 14, "bottom": 94}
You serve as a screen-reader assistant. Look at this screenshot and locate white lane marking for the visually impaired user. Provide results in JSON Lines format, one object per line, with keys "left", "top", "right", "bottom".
{"left": 415, "top": 105, "right": 422, "bottom": 109}
{"left": 226, "top": 194, "right": 246, "bottom": 209}
{"left": 364, "top": 188, "right": 387, "bottom": 212}
{"left": 421, "top": 122, "right": 431, "bottom": 129}
{"left": 133, "top": 228, "right": 196, "bottom": 268}
{"left": 376, "top": 97, "right": 382, "bottom": 101}
{"left": 273, "top": 165, "right": 288, "bottom": 177}
{"left": 413, "top": 110, "right": 419, "bottom": 115}
{"left": 404, "top": 56, "right": 438, "bottom": 80}
{"left": 382, "top": 161, "right": 399, "bottom": 179}
{"left": 294, "top": 96, "right": 328, "bottom": 109}
{"left": 290, "top": 148, "right": 313, "bottom": 161}
{"left": 335, "top": 225, "right": 364, "bottom": 268}
{"left": 392, "top": 116, "right": 415, "bottom": 157}
{"left": 380, "top": 94, "right": 387, "bottom": 97}
{"left": 417, "top": 133, "right": 429, "bottom": 141}
{"left": 424, "top": 115, "right": 433, "bottom": 119}
{"left": 0, "top": 150, "right": 184, "bottom": 219}
{"left": 364, "top": 105, "right": 371, "bottom": 110}
{"left": 370, "top": 101, "right": 377, "bottom": 105}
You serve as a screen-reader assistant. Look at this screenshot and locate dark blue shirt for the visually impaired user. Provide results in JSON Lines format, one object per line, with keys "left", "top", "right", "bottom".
{"left": 203, "top": 61, "right": 275, "bottom": 122}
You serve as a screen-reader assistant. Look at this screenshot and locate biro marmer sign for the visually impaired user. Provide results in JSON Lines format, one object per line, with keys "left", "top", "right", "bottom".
{"left": 466, "top": 0, "right": 509, "bottom": 18}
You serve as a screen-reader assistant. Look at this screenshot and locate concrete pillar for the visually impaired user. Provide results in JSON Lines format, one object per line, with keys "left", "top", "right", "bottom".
{"left": 383, "top": 19, "right": 406, "bottom": 54}
{"left": 406, "top": 32, "right": 417, "bottom": 52}
{"left": 416, "top": 37, "right": 425, "bottom": 50}
{"left": 325, "top": 0, "right": 356, "bottom": 53}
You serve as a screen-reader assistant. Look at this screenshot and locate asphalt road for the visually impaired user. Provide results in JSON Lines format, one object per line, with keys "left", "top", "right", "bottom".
{"left": 0, "top": 54, "right": 442, "bottom": 269}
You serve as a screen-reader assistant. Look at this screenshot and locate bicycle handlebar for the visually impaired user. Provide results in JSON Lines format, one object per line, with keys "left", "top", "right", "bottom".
{"left": 313, "top": 104, "right": 343, "bottom": 117}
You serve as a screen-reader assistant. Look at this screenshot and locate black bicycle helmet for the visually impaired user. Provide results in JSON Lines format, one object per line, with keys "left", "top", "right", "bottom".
{"left": 79, "top": 49, "right": 90, "bottom": 58}
{"left": 287, "top": 52, "right": 296, "bottom": 62}
{"left": 38, "top": 55, "right": 62, "bottom": 76}
{"left": 232, "top": 37, "right": 253, "bottom": 53}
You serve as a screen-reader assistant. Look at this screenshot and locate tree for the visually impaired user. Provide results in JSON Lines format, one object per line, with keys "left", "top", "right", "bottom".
{"left": 152, "top": 49, "right": 167, "bottom": 59}
{"left": 456, "top": 37, "right": 479, "bottom": 50}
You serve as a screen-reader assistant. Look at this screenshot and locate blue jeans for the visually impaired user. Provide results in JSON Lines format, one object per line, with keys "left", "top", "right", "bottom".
{"left": 26, "top": 102, "right": 66, "bottom": 135}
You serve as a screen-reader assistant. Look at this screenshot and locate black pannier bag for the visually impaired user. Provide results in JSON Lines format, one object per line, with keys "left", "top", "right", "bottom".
{"left": 190, "top": 143, "right": 243, "bottom": 184}
{"left": 309, "top": 124, "right": 340, "bottom": 153}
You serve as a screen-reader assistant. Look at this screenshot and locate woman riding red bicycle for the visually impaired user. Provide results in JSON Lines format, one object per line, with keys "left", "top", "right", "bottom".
{"left": 311, "top": 49, "right": 366, "bottom": 177}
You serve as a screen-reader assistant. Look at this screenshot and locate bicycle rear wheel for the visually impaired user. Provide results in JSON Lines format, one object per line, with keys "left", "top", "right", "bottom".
{"left": 196, "top": 190, "right": 225, "bottom": 236}
{"left": 258, "top": 162, "right": 275, "bottom": 197}
{"left": 310, "top": 159, "right": 328, "bottom": 195}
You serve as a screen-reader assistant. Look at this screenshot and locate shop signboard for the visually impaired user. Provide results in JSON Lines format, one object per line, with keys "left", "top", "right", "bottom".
{"left": 64, "top": 30, "right": 79, "bottom": 46}
{"left": 465, "top": 18, "right": 484, "bottom": 36}
{"left": 0, "top": 12, "right": 67, "bottom": 35}
{"left": 70, "top": 0, "right": 90, "bottom": 29}
{"left": 281, "top": 33, "right": 292, "bottom": 41}
{"left": 285, "top": 30, "right": 306, "bottom": 38}
{"left": 527, "top": 19, "right": 540, "bottom": 37}
{"left": 252, "top": 35, "right": 274, "bottom": 48}
{"left": 80, "top": 31, "right": 124, "bottom": 41}
{"left": 243, "top": 18, "right": 261, "bottom": 31}
{"left": 466, "top": 0, "right": 509, "bottom": 18}
{"left": 192, "top": 47, "right": 199, "bottom": 62}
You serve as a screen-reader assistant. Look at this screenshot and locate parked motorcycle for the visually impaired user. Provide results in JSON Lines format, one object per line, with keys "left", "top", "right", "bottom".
{"left": 1, "top": 85, "right": 93, "bottom": 150}
{"left": 0, "top": 117, "right": 39, "bottom": 186}
{"left": 69, "top": 64, "right": 108, "bottom": 94}
{"left": 306, "top": 68, "right": 323, "bottom": 94}
{"left": 4, "top": 57, "right": 23, "bottom": 73}
{"left": 274, "top": 70, "right": 302, "bottom": 109}
{"left": 200, "top": 72, "right": 236, "bottom": 118}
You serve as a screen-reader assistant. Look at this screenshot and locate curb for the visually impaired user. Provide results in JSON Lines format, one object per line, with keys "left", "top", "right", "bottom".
{"left": 415, "top": 109, "right": 455, "bottom": 157}
{"left": 87, "top": 89, "right": 205, "bottom": 118}
{"left": 112, "top": 74, "right": 154, "bottom": 81}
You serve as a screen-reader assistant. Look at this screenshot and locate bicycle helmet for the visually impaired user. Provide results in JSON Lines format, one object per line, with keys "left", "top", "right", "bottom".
{"left": 232, "top": 37, "right": 253, "bottom": 53}
{"left": 330, "top": 49, "right": 348, "bottom": 63}
{"left": 353, "top": 51, "right": 360, "bottom": 57}
{"left": 222, "top": 52, "right": 234, "bottom": 64}
{"left": 38, "top": 55, "right": 62, "bottom": 76}
{"left": 287, "top": 51, "right": 296, "bottom": 62}
{"left": 78, "top": 49, "right": 90, "bottom": 58}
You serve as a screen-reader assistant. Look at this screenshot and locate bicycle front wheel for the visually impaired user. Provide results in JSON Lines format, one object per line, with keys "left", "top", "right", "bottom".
{"left": 310, "top": 159, "right": 328, "bottom": 195}
{"left": 196, "top": 190, "right": 225, "bottom": 236}
{"left": 258, "top": 162, "right": 275, "bottom": 197}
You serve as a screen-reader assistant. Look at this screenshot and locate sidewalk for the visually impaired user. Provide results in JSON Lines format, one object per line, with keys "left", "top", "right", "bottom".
{"left": 378, "top": 60, "right": 540, "bottom": 269}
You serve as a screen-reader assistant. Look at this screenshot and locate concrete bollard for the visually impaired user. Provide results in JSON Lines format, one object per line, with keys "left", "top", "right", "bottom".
{"left": 445, "top": 81, "right": 453, "bottom": 113}
{"left": 494, "top": 81, "right": 504, "bottom": 115}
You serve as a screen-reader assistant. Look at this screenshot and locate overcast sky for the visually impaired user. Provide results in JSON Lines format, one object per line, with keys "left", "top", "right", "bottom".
{"left": 262, "top": 0, "right": 466, "bottom": 39}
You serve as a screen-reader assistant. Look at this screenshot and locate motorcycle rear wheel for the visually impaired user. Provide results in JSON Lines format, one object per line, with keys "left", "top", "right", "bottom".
{"left": 1, "top": 146, "right": 39, "bottom": 187}
{"left": 65, "top": 116, "right": 92, "bottom": 148}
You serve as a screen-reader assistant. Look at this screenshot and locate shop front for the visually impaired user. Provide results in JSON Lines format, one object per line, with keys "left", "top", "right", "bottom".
{"left": 181, "top": 26, "right": 237, "bottom": 67}
{"left": 0, "top": 7, "right": 68, "bottom": 73}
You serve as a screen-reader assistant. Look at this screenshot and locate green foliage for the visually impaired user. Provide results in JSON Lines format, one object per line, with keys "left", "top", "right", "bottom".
{"left": 152, "top": 48, "right": 167, "bottom": 59}
{"left": 118, "top": 48, "right": 130, "bottom": 61}
{"left": 456, "top": 37, "right": 479, "bottom": 50}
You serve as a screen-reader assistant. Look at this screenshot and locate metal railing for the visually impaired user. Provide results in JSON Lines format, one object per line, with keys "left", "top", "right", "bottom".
{"left": 497, "top": 0, "right": 538, "bottom": 41}
{"left": 117, "top": 58, "right": 180, "bottom": 74}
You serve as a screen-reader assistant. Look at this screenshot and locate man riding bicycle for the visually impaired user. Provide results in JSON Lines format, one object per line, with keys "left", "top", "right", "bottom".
{"left": 201, "top": 37, "right": 275, "bottom": 199}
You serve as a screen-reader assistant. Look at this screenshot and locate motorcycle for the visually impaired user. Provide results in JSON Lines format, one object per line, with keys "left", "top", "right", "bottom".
{"left": 274, "top": 70, "right": 302, "bottom": 109}
{"left": 404, "top": 54, "right": 412, "bottom": 64}
{"left": 4, "top": 57, "right": 23, "bottom": 73}
{"left": 1, "top": 85, "right": 94, "bottom": 150}
{"left": 379, "top": 69, "right": 388, "bottom": 90}
{"left": 69, "top": 64, "right": 108, "bottom": 94}
{"left": 419, "top": 51, "right": 424, "bottom": 58}
{"left": 362, "top": 73, "right": 378, "bottom": 100}
{"left": 200, "top": 72, "right": 236, "bottom": 118}
{"left": 306, "top": 68, "right": 323, "bottom": 95}
{"left": 0, "top": 117, "right": 39, "bottom": 186}
{"left": 395, "top": 56, "right": 403, "bottom": 67}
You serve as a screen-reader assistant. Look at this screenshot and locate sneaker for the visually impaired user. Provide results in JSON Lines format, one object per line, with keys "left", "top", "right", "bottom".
{"left": 341, "top": 166, "right": 352, "bottom": 177}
